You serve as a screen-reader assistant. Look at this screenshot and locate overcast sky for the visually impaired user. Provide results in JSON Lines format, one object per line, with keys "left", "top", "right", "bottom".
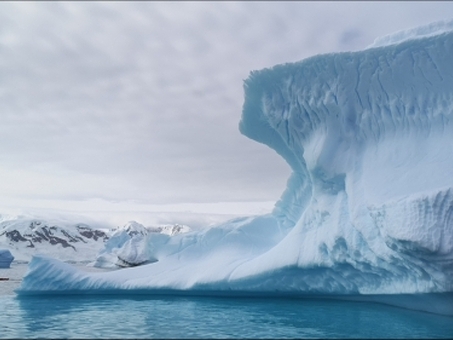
{"left": 1, "top": 1, "right": 452, "bottom": 227}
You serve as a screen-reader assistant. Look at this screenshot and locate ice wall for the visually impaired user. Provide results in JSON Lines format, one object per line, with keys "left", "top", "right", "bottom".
{"left": 240, "top": 23, "right": 453, "bottom": 230}
{"left": 16, "top": 21, "right": 453, "bottom": 314}
{"left": 237, "top": 20, "right": 453, "bottom": 295}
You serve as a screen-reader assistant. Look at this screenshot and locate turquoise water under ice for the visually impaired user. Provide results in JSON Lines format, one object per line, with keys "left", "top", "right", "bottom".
{"left": 1, "top": 264, "right": 453, "bottom": 339}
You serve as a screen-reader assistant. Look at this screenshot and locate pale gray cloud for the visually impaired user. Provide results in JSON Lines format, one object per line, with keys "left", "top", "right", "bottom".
{"left": 0, "top": 1, "right": 452, "bottom": 220}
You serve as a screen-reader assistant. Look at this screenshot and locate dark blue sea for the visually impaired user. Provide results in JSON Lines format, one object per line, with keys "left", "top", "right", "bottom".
{"left": 1, "top": 264, "right": 453, "bottom": 339}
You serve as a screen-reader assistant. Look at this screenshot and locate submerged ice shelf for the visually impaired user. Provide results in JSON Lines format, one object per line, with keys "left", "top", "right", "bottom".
{"left": 16, "top": 20, "right": 453, "bottom": 315}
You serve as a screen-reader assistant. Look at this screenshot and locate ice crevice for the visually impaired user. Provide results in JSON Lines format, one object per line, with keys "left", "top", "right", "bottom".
{"left": 16, "top": 19, "right": 453, "bottom": 316}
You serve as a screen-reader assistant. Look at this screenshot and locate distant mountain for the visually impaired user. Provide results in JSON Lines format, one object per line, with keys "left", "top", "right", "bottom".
{"left": 147, "top": 224, "right": 192, "bottom": 236}
{"left": 0, "top": 215, "right": 110, "bottom": 263}
{"left": 0, "top": 215, "right": 192, "bottom": 264}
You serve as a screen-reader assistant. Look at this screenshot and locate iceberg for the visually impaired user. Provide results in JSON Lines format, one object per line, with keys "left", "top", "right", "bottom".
{"left": 16, "top": 20, "right": 453, "bottom": 315}
{"left": 92, "top": 221, "right": 191, "bottom": 268}
{"left": 0, "top": 249, "right": 14, "bottom": 268}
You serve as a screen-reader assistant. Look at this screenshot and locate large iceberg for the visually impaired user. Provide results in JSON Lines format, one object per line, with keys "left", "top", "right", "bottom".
{"left": 16, "top": 20, "right": 453, "bottom": 314}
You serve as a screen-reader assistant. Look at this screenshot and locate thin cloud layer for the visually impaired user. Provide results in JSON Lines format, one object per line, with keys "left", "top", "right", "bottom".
{"left": 1, "top": 2, "right": 452, "bottom": 221}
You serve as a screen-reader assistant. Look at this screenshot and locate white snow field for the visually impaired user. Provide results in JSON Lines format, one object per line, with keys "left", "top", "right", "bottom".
{"left": 16, "top": 20, "right": 453, "bottom": 314}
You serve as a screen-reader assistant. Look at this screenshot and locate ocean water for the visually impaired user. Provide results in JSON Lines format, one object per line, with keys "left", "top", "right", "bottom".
{"left": 1, "top": 264, "right": 453, "bottom": 339}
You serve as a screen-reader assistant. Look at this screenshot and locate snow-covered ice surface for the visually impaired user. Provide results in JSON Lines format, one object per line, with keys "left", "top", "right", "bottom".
{"left": 16, "top": 20, "right": 453, "bottom": 315}
{"left": 92, "top": 221, "right": 191, "bottom": 268}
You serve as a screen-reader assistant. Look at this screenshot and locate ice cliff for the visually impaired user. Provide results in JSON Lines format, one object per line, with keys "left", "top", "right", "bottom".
{"left": 238, "top": 19, "right": 453, "bottom": 294}
{"left": 16, "top": 20, "right": 453, "bottom": 314}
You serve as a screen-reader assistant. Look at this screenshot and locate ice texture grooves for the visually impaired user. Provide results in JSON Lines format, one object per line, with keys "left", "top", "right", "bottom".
{"left": 16, "top": 21, "right": 453, "bottom": 314}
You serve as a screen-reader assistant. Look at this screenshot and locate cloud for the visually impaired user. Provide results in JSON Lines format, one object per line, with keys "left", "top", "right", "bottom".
{"left": 0, "top": 1, "right": 452, "bottom": 221}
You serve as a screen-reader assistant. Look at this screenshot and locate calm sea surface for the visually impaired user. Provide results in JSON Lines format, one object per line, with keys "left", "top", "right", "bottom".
{"left": 1, "top": 263, "right": 453, "bottom": 339}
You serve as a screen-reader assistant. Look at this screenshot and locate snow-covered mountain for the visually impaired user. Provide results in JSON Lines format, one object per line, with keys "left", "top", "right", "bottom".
{"left": 0, "top": 215, "right": 110, "bottom": 263}
{"left": 0, "top": 215, "right": 191, "bottom": 264}
{"left": 147, "top": 224, "right": 192, "bottom": 236}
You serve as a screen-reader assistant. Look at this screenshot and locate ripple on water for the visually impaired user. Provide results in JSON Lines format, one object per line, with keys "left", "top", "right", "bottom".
{"left": 1, "top": 264, "right": 453, "bottom": 338}
{"left": 0, "top": 294, "right": 452, "bottom": 339}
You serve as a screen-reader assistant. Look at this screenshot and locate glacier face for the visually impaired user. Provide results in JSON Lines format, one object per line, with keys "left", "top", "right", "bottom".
{"left": 16, "top": 21, "right": 453, "bottom": 313}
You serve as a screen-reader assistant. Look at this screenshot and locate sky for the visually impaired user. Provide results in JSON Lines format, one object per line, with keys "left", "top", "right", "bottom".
{"left": 1, "top": 1, "right": 452, "bottom": 228}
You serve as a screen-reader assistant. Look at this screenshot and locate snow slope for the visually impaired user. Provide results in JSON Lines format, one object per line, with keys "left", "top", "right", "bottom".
{"left": 16, "top": 20, "right": 453, "bottom": 314}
